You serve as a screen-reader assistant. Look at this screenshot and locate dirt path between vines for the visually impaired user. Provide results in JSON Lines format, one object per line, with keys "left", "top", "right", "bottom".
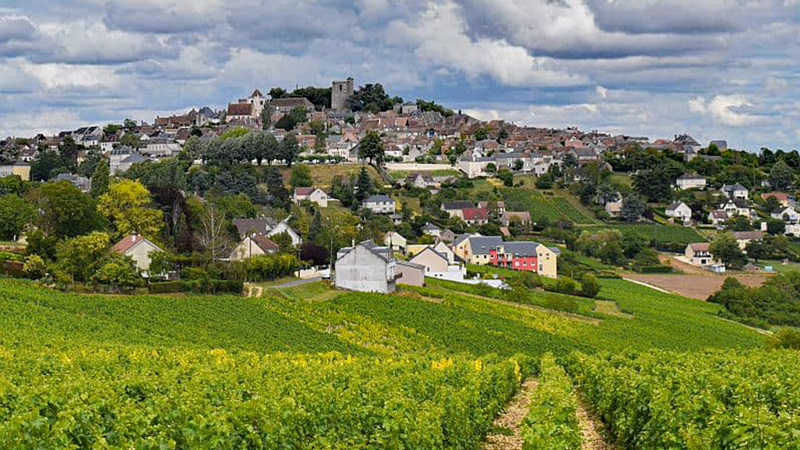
{"left": 576, "top": 396, "right": 616, "bottom": 450}
{"left": 482, "top": 378, "right": 539, "bottom": 450}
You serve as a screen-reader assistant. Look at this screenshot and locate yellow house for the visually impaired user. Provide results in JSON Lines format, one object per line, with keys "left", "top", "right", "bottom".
{"left": 462, "top": 236, "right": 503, "bottom": 266}
{"left": 0, "top": 161, "right": 31, "bottom": 181}
{"left": 535, "top": 245, "right": 559, "bottom": 279}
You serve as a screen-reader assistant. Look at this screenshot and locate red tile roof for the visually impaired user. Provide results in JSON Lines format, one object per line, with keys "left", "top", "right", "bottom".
{"left": 111, "top": 235, "right": 149, "bottom": 254}
{"left": 462, "top": 208, "right": 488, "bottom": 221}
{"left": 227, "top": 103, "right": 253, "bottom": 116}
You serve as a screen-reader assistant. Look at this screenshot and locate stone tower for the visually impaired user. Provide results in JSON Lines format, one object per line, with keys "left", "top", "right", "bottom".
{"left": 331, "top": 77, "right": 354, "bottom": 111}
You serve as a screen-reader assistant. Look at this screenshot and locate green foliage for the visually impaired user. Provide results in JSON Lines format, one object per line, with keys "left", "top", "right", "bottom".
{"left": 358, "top": 131, "right": 385, "bottom": 165}
{"left": 769, "top": 159, "right": 794, "bottom": 191}
{"left": 22, "top": 254, "right": 47, "bottom": 279}
{"left": 246, "top": 253, "right": 301, "bottom": 281}
{"left": 709, "top": 232, "right": 747, "bottom": 269}
{"left": 90, "top": 159, "right": 110, "bottom": 197}
{"left": 570, "top": 349, "right": 800, "bottom": 449}
{"left": 91, "top": 253, "right": 143, "bottom": 288}
{"left": 554, "top": 277, "right": 579, "bottom": 296}
{"left": 0, "top": 194, "right": 34, "bottom": 240}
{"left": 521, "top": 354, "right": 582, "bottom": 450}
{"left": 620, "top": 195, "right": 646, "bottom": 222}
{"left": 502, "top": 188, "right": 599, "bottom": 225}
{"left": 289, "top": 164, "right": 313, "bottom": 188}
{"left": 579, "top": 273, "right": 601, "bottom": 298}
{"left": 55, "top": 231, "right": 111, "bottom": 282}
{"left": 346, "top": 83, "right": 401, "bottom": 112}
{"left": 709, "top": 271, "right": 800, "bottom": 327}
{"left": 765, "top": 328, "right": 800, "bottom": 350}
{"left": 416, "top": 99, "right": 454, "bottom": 116}
{"left": 29, "top": 181, "right": 104, "bottom": 238}
{"left": 98, "top": 179, "right": 164, "bottom": 239}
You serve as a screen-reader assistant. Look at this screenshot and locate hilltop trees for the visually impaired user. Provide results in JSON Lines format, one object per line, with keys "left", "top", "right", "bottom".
{"left": 769, "top": 160, "right": 794, "bottom": 190}
{"left": 29, "top": 181, "right": 104, "bottom": 238}
{"left": 358, "top": 131, "right": 385, "bottom": 165}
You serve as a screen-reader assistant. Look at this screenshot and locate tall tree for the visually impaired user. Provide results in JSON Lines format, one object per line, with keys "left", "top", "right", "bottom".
{"left": 279, "top": 134, "right": 300, "bottom": 167}
{"left": 90, "top": 159, "right": 110, "bottom": 197}
{"left": 197, "top": 204, "right": 231, "bottom": 262}
{"left": 358, "top": 131, "right": 385, "bottom": 165}
{"left": 98, "top": 179, "right": 164, "bottom": 239}
{"left": 769, "top": 160, "right": 794, "bottom": 191}
{"left": 58, "top": 136, "right": 80, "bottom": 172}
{"left": 355, "top": 167, "right": 374, "bottom": 202}
{"left": 261, "top": 104, "right": 274, "bottom": 130}
{"left": 29, "top": 181, "right": 103, "bottom": 238}
{"left": 0, "top": 194, "right": 34, "bottom": 240}
{"left": 55, "top": 231, "right": 111, "bottom": 282}
{"left": 265, "top": 167, "right": 290, "bottom": 209}
{"left": 290, "top": 164, "right": 313, "bottom": 188}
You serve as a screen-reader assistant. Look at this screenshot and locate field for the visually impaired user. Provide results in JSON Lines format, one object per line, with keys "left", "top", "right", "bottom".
{"left": 501, "top": 188, "right": 601, "bottom": 225}
{"left": 625, "top": 273, "right": 769, "bottom": 300}
{"left": 279, "top": 163, "right": 381, "bottom": 188}
{"left": 585, "top": 223, "right": 705, "bottom": 248}
{"left": 0, "top": 274, "right": 792, "bottom": 448}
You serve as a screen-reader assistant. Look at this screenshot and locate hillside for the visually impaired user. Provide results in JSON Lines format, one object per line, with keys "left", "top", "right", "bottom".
{"left": 0, "top": 277, "right": 785, "bottom": 448}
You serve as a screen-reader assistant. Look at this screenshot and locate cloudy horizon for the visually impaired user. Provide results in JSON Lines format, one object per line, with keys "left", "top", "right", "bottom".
{"left": 1, "top": 0, "right": 798, "bottom": 151}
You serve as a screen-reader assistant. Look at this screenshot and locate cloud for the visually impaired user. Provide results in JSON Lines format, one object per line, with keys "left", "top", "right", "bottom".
{"left": 387, "top": 1, "right": 588, "bottom": 87}
{"left": 0, "top": 14, "right": 37, "bottom": 41}
{"left": 104, "top": 0, "right": 218, "bottom": 33}
{"left": 689, "top": 94, "right": 760, "bottom": 127}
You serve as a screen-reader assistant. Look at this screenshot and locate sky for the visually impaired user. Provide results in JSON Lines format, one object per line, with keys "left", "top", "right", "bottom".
{"left": 1, "top": 0, "right": 799, "bottom": 152}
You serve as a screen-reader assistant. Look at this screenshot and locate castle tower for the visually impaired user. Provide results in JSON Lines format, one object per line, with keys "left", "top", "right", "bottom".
{"left": 331, "top": 77, "right": 354, "bottom": 111}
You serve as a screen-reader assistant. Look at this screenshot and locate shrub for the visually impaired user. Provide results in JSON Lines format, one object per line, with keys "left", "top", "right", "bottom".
{"left": 554, "top": 277, "right": 579, "bottom": 296}
{"left": 766, "top": 328, "right": 800, "bottom": 350}
{"left": 543, "top": 295, "right": 579, "bottom": 314}
{"left": 149, "top": 281, "right": 183, "bottom": 294}
{"left": 22, "top": 255, "right": 47, "bottom": 279}
{"left": 579, "top": 274, "right": 601, "bottom": 298}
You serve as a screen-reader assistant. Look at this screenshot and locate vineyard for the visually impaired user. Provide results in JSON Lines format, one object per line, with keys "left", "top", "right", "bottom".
{"left": 501, "top": 188, "right": 600, "bottom": 225}
{"left": 0, "top": 276, "right": 794, "bottom": 448}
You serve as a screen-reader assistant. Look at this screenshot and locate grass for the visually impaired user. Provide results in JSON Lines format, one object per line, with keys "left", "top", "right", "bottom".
{"left": 501, "top": 188, "right": 600, "bottom": 225}
{"left": 389, "top": 169, "right": 461, "bottom": 178}
{"left": 609, "top": 172, "right": 632, "bottom": 187}
{"left": 755, "top": 259, "right": 800, "bottom": 273}
{"left": 280, "top": 163, "right": 381, "bottom": 188}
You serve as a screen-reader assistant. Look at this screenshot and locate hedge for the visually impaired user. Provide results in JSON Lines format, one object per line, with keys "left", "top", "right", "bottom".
{"left": 149, "top": 280, "right": 243, "bottom": 295}
{"left": 634, "top": 265, "right": 673, "bottom": 274}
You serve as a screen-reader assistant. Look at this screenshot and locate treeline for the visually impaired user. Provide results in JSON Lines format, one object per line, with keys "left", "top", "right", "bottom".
{"left": 709, "top": 273, "right": 800, "bottom": 328}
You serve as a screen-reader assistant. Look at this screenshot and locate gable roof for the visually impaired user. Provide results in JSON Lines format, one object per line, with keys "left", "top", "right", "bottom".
{"left": 689, "top": 242, "right": 710, "bottom": 252}
{"left": 500, "top": 241, "right": 540, "bottom": 257}
{"left": 732, "top": 231, "right": 764, "bottom": 241}
{"left": 227, "top": 103, "right": 253, "bottom": 116}
{"left": 676, "top": 173, "right": 705, "bottom": 181}
{"left": 249, "top": 233, "right": 280, "bottom": 253}
{"left": 442, "top": 200, "right": 473, "bottom": 210}
{"left": 365, "top": 194, "right": 394, "bottom": 203}
{"left": 233, "top": 217, "right": 272, "bottom": 236}
{"left": 722, "top": 183, "right": 747, "bottom": 192}
{"left": 112, "top": 235, "right": 160, "bottom": 255}
{"left": 666, "top": 201, "right": 688, "bottom": 211}
{"left": 410, "top": 246, "right": 449, "bottom": 265}
{"left": 294, "top": 187, "right": 322, "bottom": 196}
{"left": 462, "top": 207, "right": 488, "bottom": 221}
{"left": 338, "top": 240, "right": 394, "bottom": 263}
{"left": 468, "top": 236, "right": 504, "bottom": 255}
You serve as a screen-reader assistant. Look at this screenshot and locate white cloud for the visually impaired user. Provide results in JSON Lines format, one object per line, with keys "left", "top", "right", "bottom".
{"left": 19, "top": 61, "right": 120, "bottom": 89}
{"left": 689, "top": 94, "right": 760, "bottom": 127}
{"left": 387, "top": 1, "right": 587, "bottom": 87}
{"left": 596, "top": 86, "right": 609, "bottom": 99}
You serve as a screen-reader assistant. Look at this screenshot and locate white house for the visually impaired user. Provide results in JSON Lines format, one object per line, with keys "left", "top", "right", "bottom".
{"left": 721, "top": 183, "right": 749, "bottom": 200}
{"left": 732, "top": 231, "right": 764, "bottom": 251}
{"left": 384, "top": 231, "right": 408, "bottom": 254}
{"left": 708, "top": 210, "right": 729, "bottom": 229}
{"left": 293, "top": 187, "right": 329, "bottom": 207}
{"left": 229, "top": 233, "right": 279, "bottom": 261}
{"left": 111, "top": 234, "right": 163, "bottom": 275}
{"left": 395, "top": 260, "right": 425, "bottom": 287}
{"left": 665, "top": 201, "right": 692, "bottom": 224}
{"left": 335, "top": 240, "right": 396, "bottom": 294}
{"left": 771, "top": 206, "right": 800, "bottom": 224}
{"left": 720, "top": 199, "right": 753, "bottom": 219}
{"left": 267, "top": 219, "right": 302, "bottom": 247}
{"left": 675, "top": 173, "right": 707, "bottom": 190}
{"left": 363, "top": 194, "right": 396, "bottom": 214}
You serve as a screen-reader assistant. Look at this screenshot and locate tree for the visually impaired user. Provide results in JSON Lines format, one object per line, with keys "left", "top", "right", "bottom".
{"left": 90, "top": 159, "right": 110, "bottom": 197}
{"left": 769, "top": 160, "right": 794, "bottom": 191}
{"left": 535, "top": 173, "right": 554, "bottom": 189}
{"left": 91, "top": 253, "right": 142, "bottom": 289}
{"left": 767, "top": 218, "right": 786, "bottom": 236}
{"left": 58, "top": 136, "right": 80, "bottom": 172}
{"left": 358, "top": 131, "right": 385, "bottom": 165}
{"left": 120, "top": 133, "right": 141, "bottom": 149}
{"left": 265, "top": 167, "right": 290, "bottom": 209}
{"left": 512, "top": 159, "right": 524, "bottom": 171}
{"left": 633, "top": 168, "right": 672, "bottom": 202}
{"left": 745, "top": 240, "right": 767, "bottom": 262}
{"left": 729, "top": 215, "right": 753, "bottom": 231}
{"left": 621, "top": 195, "right": 646, "bottom": 223}
{"left": 0, "top": 194, "right": 34, "bottom": 240}
{"left": 346, "top": 83, "right": 400, "bottom": 112}
{"left": 55, "top": 231, "right": 111, "bottom": 282}
{"left": 271, "top": 231, "right": 295, "bottom": 253}
{"left": 308, "top": 209, "right": 323, "bottom": 244}
{"left": 22, "top": 254, "right": 47, "bottom": 279}
{"left": 98, "top": 179, "right": 164, "bottom": 239}
{"left": 710, "top": 233, "right": 747, "bottom": 269}
{"left": 279, "top": 134, "right": 300, "bottom": 167}
{"left": 579, "top": 273, "right": 601, "bottom": 298}
{"left": 29, "top": 181, "right": 104, "bottom": 238}
{"left": 123, "top": 118, "right": 137, "bottom": 130}
{"left": 555, "top": 276, "right": 579, "bottom": 295}
{"left": 290, "top": 164, "right": 313, "bottom": 188}
{"left": 474, "top": 126, "right": 490, "bottom": 141}
{"left": 103, "top": 123, "right": 121, "bottom": 136}
{"left": 355, "top": 167, "right": 374, "bottom": 202}
{"left": 30, "top": 150, "right": 64, "bottom": 181}
{"left": 497, "top": 168, "right": 514, "bottom": 187}
{"left": 197, "top": 204, "right": 231, "bottom": 261}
